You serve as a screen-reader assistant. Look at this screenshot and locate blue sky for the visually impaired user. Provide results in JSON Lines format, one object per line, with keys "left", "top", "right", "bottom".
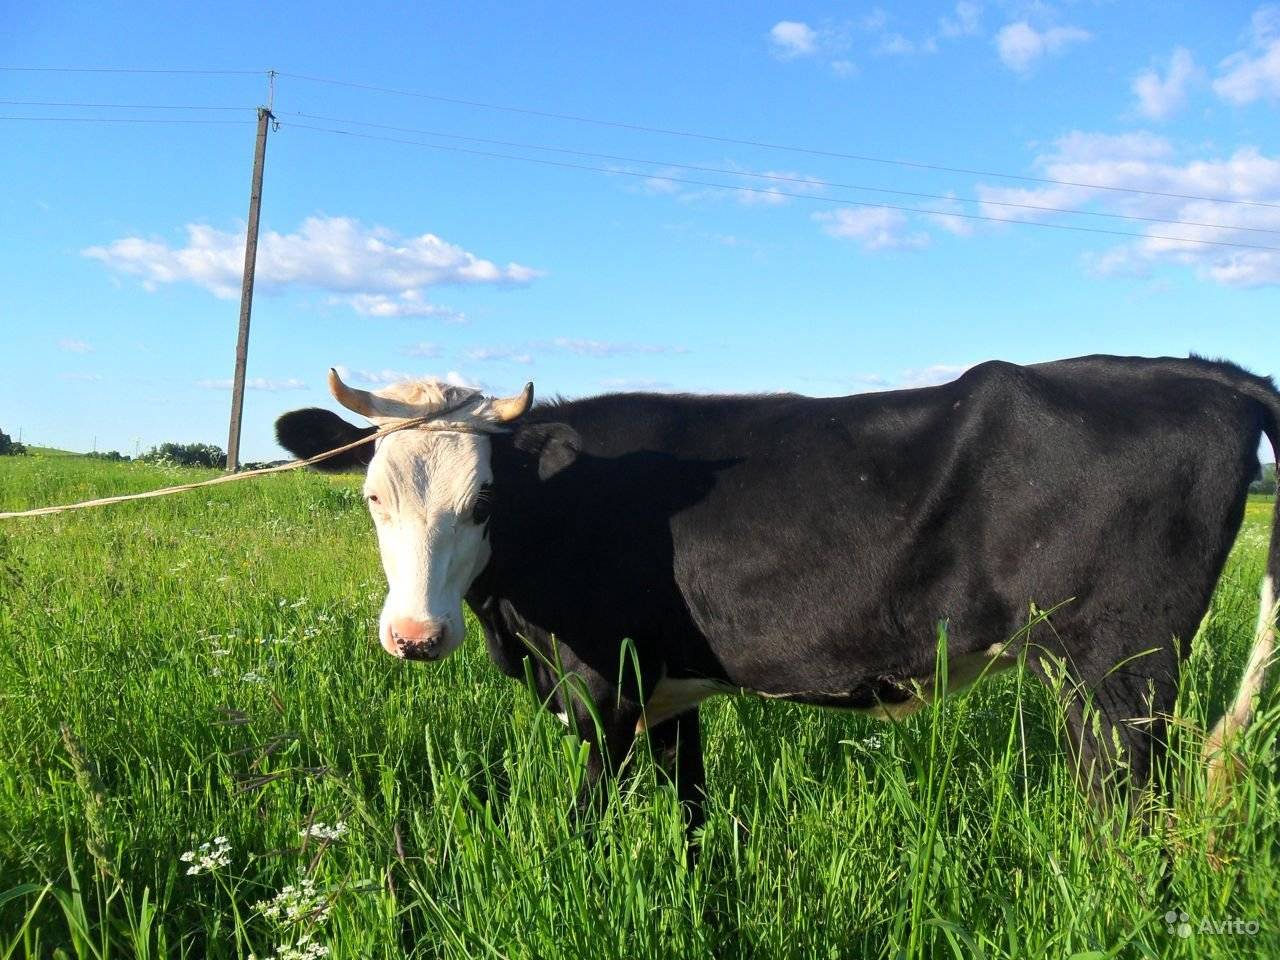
{"left": 3, "top": 2, "right": 1278, "bottom": 462}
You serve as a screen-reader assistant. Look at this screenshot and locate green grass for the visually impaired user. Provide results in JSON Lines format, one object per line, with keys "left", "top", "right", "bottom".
{"left": 1, "top": 450, "right": 1277, "bottom": 959}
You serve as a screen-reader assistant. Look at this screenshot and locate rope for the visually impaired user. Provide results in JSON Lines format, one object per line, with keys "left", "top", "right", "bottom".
{"left": 0, "top": 415, "right": 437, "bottom": 520}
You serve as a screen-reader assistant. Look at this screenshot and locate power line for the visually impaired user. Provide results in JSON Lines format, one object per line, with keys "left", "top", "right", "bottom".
{"left": 0, "top": 116, "right": 251, "bottom": 124}
{"left": 288, "top": 111, "right": 1280, "bottom": 237}
{"left": 0, "top": 66, "right": 264, "bottom": 76}
{"left": 279, "top": 71, "right": 1280, "bottom": 210}
{"left": 283, "top": 120, "right": 1280, "bottom": 253}
{"left": 0, "top": 98, "right": 252, "bottom": 110}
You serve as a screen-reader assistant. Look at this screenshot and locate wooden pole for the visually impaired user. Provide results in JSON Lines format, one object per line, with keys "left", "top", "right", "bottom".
{"left": 226, "top": 105, "right": 272, "bottom": 472}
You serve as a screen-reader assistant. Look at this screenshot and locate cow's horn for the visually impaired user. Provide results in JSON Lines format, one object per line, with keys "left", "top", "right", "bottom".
{"left": 328, "top": 368, "right": 381, "bottom": 418}
{"left": 491, "top": 382, "right": 534, "bottom": 422}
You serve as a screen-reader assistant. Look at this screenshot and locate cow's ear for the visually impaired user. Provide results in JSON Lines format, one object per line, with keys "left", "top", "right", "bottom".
{"left": 275, "top": 408, "right": 376, "bottom": 473}
{"left": 513, "top": 422, "right": 581, "bottom": 480}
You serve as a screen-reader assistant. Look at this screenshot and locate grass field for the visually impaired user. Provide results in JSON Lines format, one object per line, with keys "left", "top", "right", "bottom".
{"left": 1, "top": 450, "right": 1277, "bottom": 959}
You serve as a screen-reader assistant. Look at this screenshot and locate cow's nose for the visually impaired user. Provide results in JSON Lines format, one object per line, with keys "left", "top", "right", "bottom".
{"left": 388, "top": 617, "right": 446, "bottom": 660}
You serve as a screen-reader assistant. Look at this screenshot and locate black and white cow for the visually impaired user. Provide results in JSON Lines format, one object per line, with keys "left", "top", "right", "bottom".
{"left": 277, "top": 357, "right": 1280, "bottom": 829}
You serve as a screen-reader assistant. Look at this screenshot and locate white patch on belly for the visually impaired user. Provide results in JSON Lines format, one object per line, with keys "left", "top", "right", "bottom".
{"left": 636, "top": 677, "right": 736, "bottom": 732}
{"left": 639, "top": 645, "right": 1019, "bottom": 730}
{"left": 854, "top": 646, "right": 1019, "bottom": 720}
{"left": 553, "top": 710, "right": 570, "bottom": 726}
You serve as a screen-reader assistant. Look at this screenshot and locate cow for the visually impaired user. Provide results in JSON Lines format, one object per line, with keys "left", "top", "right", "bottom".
{"left": 275, "top": 356, "right": 1280, "bottom": 833}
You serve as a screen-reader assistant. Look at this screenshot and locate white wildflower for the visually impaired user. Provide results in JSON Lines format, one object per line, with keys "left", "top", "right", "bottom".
{"left": 179, "top": 836, "right": 232, "bottom": 875}
{"left": 255, "top": 877, "right": 332, "bottom": 924}
{"left": 249, "top": 934, "right": 331, "bottom": 960}
{"left": 241, "top": 670, "right": 268, "bottom": 684}
{"left": 841, "top": 733, "right": 886, "bottom": 754}
{"left": 299, "top": 820, "right": 347, "bottom": 842}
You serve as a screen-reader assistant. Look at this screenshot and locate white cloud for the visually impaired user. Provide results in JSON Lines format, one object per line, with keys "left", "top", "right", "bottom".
{"left": 342, "top": 291, "right": 467, "bottom": 323}
{"left": 59, "top": 372, "right": 102, "bottom": 382}
{"left": 813, "top": 208, "right": 931, "bottom": 250}
{"left": 771, "top": 7, "right": 978, "bottom": 75}
{"left": 768, "top": 18, "right": 868, "bottom": 72}
{"left": 851, "top": 364, "right": 973, "bottom": 391}
{"left": 1043, "top": 129, "right": 1173, "bottom": 165}
{"left": 334, "top": 365, "right": 481, "bottom": 390}
{"left": 851, "top": 373, "right": 891, "bottom": 388}
{"left": 1082, "top": 245, "right": 1152, "bottom": 280}
{"left": 465, "top": 346, "right": 534, "bottom": 364}
{"left": 332, "top": 365, "right": 415, "bottom": 387}
{"left": 197, "top": 377, "right": 306, "bottom": 391}
{"left": 401, "top": 342, "right": 442, "bottom": 358}
{"left": 923, "top": 194, "right": 975, "bottom": 236}
{"left": 975, "top": 180, "right": 1092, "bottom": 223}
{"left": 770, "top": 21, "right": 819, "bottom": 59}
{"left": 637, "top": 163, "right": 825, "bottom": 208}
{"left": 84, "top": 216, "right": 540, "bottom": 319}
{"left": 977, "top": 131, "right": 1280, "bottom": 286}
{"left": 1214, "top": 5, "right": 1280, "bottom": 104}
{"left": 58, "top": 337, "right": 93, "bottom": 353}
{"left": 876, "top": 30, "right": 954, "bottom": 57}
{"left": 445, "top": 371, "right": 484, "bottom": 390}
{"left": 736, "top": 170, "right": 826, "bottom": 206}
{"left": 860, "top": 8, "right": 888, "bottom": 32}
{"left": 995, "top": 21, "right": 1091, "bottom": 72}
{"left": 599, "top": 377, "right": 675, "bottom": 390}
{"left": 879, "top": 33, "right": 919, "bottom": 55}
{"left": 807, "top": 128, "right": 1280, "bottom": 284}
{"left": 939, "top": 2, "right": 982, "bottom": 39}
{"left": 549, "top": 337, "right": 686, "bottom": 358}
{"left": 1133, "top": 47, "right": 1200, "bottom": 119}
{"left": 896, "top": 364, "right": 971, "bottom": 389}
{"left": 641, "top": 170, "right": 683, "bottom": 195}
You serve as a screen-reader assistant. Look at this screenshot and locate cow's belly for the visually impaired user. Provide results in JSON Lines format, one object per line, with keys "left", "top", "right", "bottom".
{"left": 636, "top": 643, "right": 1017, "bottom": 733}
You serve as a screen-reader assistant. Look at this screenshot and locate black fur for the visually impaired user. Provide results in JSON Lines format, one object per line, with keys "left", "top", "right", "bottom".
{"left": 274, "top": 408, "right": 376, "bottom": 473}
{"left": 513, "top": 422, "right": 582, "bottom": 480}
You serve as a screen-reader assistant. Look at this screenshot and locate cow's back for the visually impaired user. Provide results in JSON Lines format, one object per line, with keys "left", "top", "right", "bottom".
{"left": 497, "top": 357, "right": 1266, "bottom": 693}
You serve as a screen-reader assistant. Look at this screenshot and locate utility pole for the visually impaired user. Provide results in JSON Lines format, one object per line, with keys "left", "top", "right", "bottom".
{"left": 226, "top": 72, "right": 276, "bottom": 472}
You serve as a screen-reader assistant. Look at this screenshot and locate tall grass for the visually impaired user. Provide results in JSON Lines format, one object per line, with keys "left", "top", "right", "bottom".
{"left": 1, "top": 453, "right": 1276, "bottom": 958}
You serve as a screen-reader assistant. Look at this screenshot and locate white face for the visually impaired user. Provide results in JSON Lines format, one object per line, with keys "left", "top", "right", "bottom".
{"left": 362, "top": 428, "right": 494, "bottom": 661}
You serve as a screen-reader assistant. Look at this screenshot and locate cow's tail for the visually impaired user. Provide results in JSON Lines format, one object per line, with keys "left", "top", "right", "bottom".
{"left": 1205, "top": 384, "right": 1280, "bottom": 801}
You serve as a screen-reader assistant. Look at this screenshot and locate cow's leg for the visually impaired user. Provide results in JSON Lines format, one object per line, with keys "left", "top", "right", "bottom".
{"left": 1037, "top": 636, "right": 1181, "bottom": 811}
{"left": 646, "top": 707, "right": 706, "bottom": 834}
{"left": 564, "top": 692, "right": 642, "bottom": 825}
{"left": 553, "top": 646, "right": 650, "bottom": 823}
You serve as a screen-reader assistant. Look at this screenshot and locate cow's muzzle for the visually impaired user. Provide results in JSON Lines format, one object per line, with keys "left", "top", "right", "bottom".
{"left": 384, "top": 617, "right": 448, "bottom": 661}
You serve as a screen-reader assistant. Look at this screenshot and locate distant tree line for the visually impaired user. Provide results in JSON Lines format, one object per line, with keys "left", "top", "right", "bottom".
{"left": 0, "top": 429, "right": 27, "bottom": 456}
{"left": 140, "top": 442, "right": 227, "bottom": 469}
{"left": 1252, "top": 463, "right": 1277, "bottom": 495}
{"left": 84, "top": 442, "right": 229, "bottom": 468}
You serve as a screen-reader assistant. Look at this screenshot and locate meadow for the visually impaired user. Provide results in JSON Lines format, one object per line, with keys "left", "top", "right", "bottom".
{"left": 1, "top": 450, "right": 1276, "bottom": 959}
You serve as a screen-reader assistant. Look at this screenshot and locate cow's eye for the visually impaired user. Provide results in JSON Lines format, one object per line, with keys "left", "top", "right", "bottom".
{"left": 471, "top": 485, "right": 493, "bottom": 525}
{"left": 366, "top": 492, "right": 381, "bottom": 506}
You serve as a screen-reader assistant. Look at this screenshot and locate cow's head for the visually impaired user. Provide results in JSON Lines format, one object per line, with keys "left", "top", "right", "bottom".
{"left": 275, "top": 369, "right": 534, "bottom": 662}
